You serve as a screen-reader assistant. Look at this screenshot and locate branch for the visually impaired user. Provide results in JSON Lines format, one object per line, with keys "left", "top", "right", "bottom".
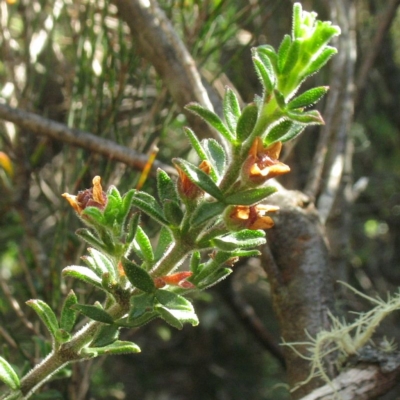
{"left": 111, "top": 0, "right": 222, "bottom": 140}
{"left": 0, "top": 103, "right": 175, "bottom": 175}
{"left": 300, "top": 360, "right": 400, "bottom": 400}
{"left": 261, "top": 187, "right": 335, "bottom": 398}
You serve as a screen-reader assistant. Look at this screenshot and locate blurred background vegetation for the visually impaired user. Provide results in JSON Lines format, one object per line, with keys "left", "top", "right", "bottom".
{"left": 1, "top": 0, "right": 400, "bottom": 399}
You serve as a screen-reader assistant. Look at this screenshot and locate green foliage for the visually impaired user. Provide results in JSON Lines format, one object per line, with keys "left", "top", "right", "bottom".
{"left": 0, "top": 2, "right": 340, "bottom": 399}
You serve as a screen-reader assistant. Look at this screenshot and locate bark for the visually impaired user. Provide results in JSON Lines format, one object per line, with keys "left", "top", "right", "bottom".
{"left": 262, "top": 188, "right": 335, "bottom": 398}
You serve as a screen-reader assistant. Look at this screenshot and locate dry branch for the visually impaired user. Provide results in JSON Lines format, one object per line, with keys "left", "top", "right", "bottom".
{"left": 0, "top": 102, "right": 175, "bottom": 175}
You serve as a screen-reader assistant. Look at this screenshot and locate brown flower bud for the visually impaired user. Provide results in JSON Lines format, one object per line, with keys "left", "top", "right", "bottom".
{"left": 62, "top": 176, "right": 107, "bottom": 215}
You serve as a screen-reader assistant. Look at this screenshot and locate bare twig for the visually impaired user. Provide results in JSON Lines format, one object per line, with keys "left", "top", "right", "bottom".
{"left": 0, "top": 102, "right": 176, "bottom": 176}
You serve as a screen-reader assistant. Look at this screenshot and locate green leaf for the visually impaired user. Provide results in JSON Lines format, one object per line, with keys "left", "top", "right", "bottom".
{"left": 103, "top": 190, "right": 121, "bottom": 226}
{"left": 201, "top": 139, "right": 226, "bottom": 179}
{"left": 119, "top": 189, "right": 136, "bottom": 224}
{"left": 183, "top": 128, "right": 220, "bottom": 183}
{"left": 304, "top": 46, "right": 337, "bottom": 77}
{"left": 189, "top": 251, "right": 201, "bottom": 274}
{"left": 91, "top": 324, "right": 119, "bottom": 347}
{"left": 26, "top": 299, "right": 59, "bottom": 340}
{"left": 155, "top": 290, "right": 199, "bottom": 330}
{"left": 87, "top": 247, "right": 116, "bottom": 279}
{"left": 212, "top": 230, "right": 266, "bottom": 251}
{"left": 0, "top": 356, "right": 20, "bottom": 390}
{"left": 72, "top": 304, "right": 114, "bottom": 324}
{"left": 225, "top": 187, "right": 277, "bottom": 205}
{"left": 281, "top": 38, "right": 301, "bottom": 75}
{"left": 62, "top": 266, "right": 103, "bottom": 290}
{"left": 157, "top": 169, "right": 179, "bottom": 204}
{"left": 274, "top": 89, "right": 286, "bottom": 110}
{"left": 81, "top": 206, "right": 105, "bottom": 225}
{"left": 172, "top": 158, "right": 223, "bottom": 200}
{"left": 257, "top": 45, "right": 278, "bottom": 73}
{"left": 186, "top": 102, "right": 235, "bottom": 143}
{"left": 81, "top": 340, "right": 140, "bottom": 358}
{"left": 252, "top": 48, "right": 275, "bottom": 94}
{"left": 292, "top": 2, "right": 303, "bottom": 39}
{"left": 264, "top": 119, "right": 305, "bottom": 145}
{"left": 162, "top": 200, "right": 183, "bottom": 227}
{"left": 121, "top": 257, "right": 155, "bottom": 293}
{"left": 287, "top": 86, "right": 329, "bottom": 109}
{"left": 75, "top": 228, "right": 107, "bottom": 252}
{"left": 190, "top": 201, "right": 226, "bottom": 228}
{"left": 60, "top": 290, "right": 78, "bottom": 332}
{"left": 236, "top": 103, "right": 259, "bottom": 143}
{"left": 134, "top": 226, "right": 154, "bottom": 263}
{"left": 126, "top": 212, "right": 140, "bottom": 244}
{"left": 277, "top": 34, "right": 292, "bottom": 72}
{"left": 223, "top": 86, "right": 241, "bottom": 133}
{"left": 118, "top": 311, "right": 159, "bottom": 328}
{"left": 129, "top": 292, "right": 155, "bottom": 320}
{"left": 197, "top": 268, "right": 232, "bottom": 290}
{"left": 154, "top": 226, "right": 174, "bottom": 262}
{"left": 287, "top": 109, "right": 324, "bottom": 125}
{"left": 132, "top": 192, "right": 168, "bottom": 226}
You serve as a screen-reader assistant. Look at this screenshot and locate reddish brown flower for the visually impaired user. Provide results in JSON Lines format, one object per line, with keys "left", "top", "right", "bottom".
{"left": 242, "top": 137, "right": 290, "bottom": 185}
{"left": 62, "top": 176, "right": 107, "bottom": 215}
{"left": 225, "top": 204, "right": 279, "bottom": 230}
{"left": 154, "top": 271, "right": 195, "bottom": 289}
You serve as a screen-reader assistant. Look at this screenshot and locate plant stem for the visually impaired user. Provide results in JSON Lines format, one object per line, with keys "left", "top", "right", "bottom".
{"left": 14, "top": 303, "right": 128, "bottom": 399}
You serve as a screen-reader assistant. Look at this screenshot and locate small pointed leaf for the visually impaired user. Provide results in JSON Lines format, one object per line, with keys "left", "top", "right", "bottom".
{"left": 72, "top": 304, "right": 114, "bottom": 324}
{"left": 157, "top": 169, "right": 179, "bottom": 204}
{"left": 119, "top": 189, "right": 136, "bottom": 224}
{"left": 26, "top": 299, "right": 59, "bottom": 340}
{"left": 304, "top": 46, "right": 337, "bottom": 77}
{"left": 91, "top": 324, "right": 119, "bottom": 347}
{"left": 134, "top": 226, "right": 154, "bottom": 263}
{"left": 0, "top": 356, "right": 20, "bottom": 390}
{"left": 81, "top": 340, "right": 140, "bottom": 358}
{"left": 201, "top": 139, "right": 226, "bottom": 179}
{"left": 132, "top": 192, "right": 168, "bottom": 226}
{"left": 62, "top": 266, "right": 103, "bottom": 290}
{"left": 265, "top": 119, "right": 305, "bottom": 145}
{"left": 163, "top": 200, "right": 183, "bottom": 227}
{"left": 121, "top": 257, "right": 156, "bottom": 293}
{"left": 287, "top": 109, "right": 324, "bottom": 125}
{"left": 75, "top": 228, "right": 107, "bottom": 252}
{"left": 236, "top": 103, "right": 258, "bottom": 143}
{"left": 197, "top": 268, "right": 232, "bottom": 290}
{"left": 186, "top": 103, "right": 235, "bottom": 143}
{"left": 87, "top": 248, "right": 116, "bottom": 279}
{"left": 172, "top": 159, "right": 223, "bottom": 200}
{"left": 190, "top": 201, "right": 226, "bottom": 228}
{"left": 287, "top": 86, "right": 329, "bottom": 110}
{"left": 129, "top": 293, "right": 155, "bottom": 320}
{"left": 277, "top": 34, "right": 292, "bottom": 72}
{"left": 223, "top": 87, "right": 241, "bottom": 133}
{"left": 155, "top": 290, "right": 199, "bottom": 329}
{"left": 154, "top": 226, "right": 174, "bottom": 262}
{"left": 212, "top": 229, "right": 266, "bottom": 251}
{"left": 60, "top": 290, "right": 78, "bottom": 332}
{"left": 225, "top": 187, "right": 277, "bottom": 205}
